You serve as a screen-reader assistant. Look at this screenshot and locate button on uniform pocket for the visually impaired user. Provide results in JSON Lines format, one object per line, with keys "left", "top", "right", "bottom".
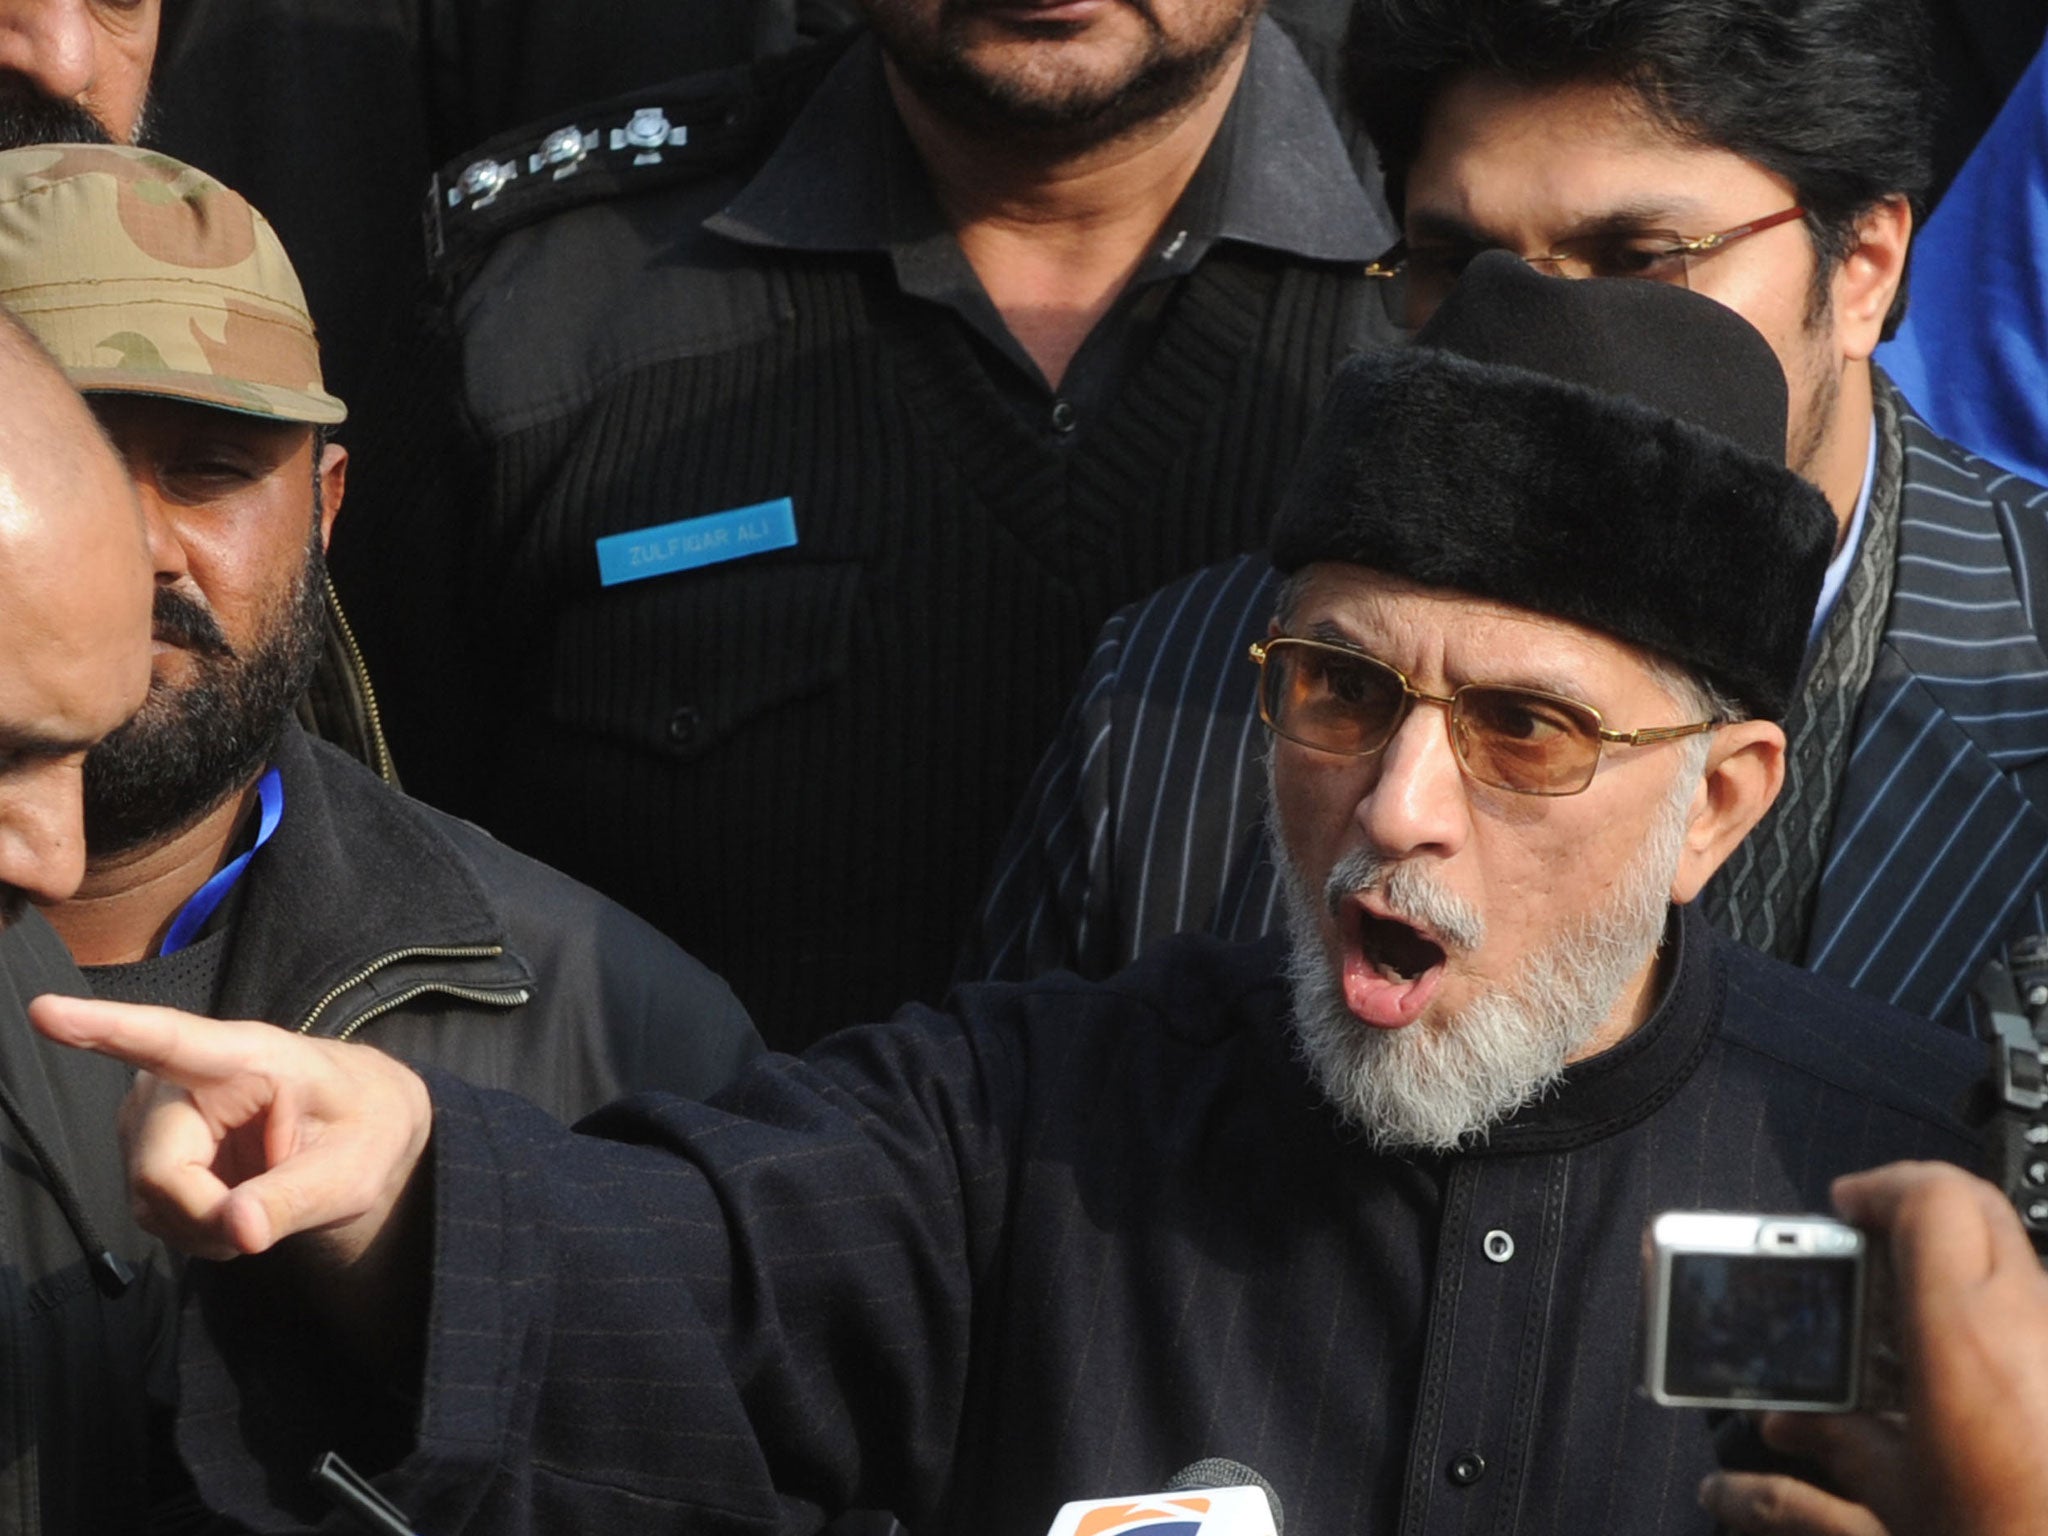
{"left": 546, "top": 560, "right": 863, "bottom": 764}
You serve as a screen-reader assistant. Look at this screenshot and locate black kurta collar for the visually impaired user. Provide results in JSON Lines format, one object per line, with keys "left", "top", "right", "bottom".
{"left": 1465, "top": 901, "right": 1721, "bottom": 1158}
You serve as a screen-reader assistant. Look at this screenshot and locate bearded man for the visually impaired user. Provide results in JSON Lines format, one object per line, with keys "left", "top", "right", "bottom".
{"left": 34, "top": 254, "right": 1984, "bottom": 1536}
{"left": 970, "top": 0, "right": 2048, "bottom": 1048}
{"left": 0, "top": 144, "right": 760, "bottom": 1117}
{"left": 334, "top": 0, "right": 1396, "bottom": 1052}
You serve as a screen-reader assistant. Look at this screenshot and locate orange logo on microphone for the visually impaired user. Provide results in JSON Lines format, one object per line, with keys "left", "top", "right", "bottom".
{"left": 1075, "top": 1497, "right": 1212, "bottom": 1535}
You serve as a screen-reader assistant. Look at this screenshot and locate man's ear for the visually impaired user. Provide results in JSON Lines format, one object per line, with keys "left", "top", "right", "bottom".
{"left": 1670, "top": 721, "right": 1785, "bottom": 904}
{"left": 316, "top": 440, "right": 348, "bottom": 551}
{"left": 1831, "top": 194, "right": 1913, "bottom": 363}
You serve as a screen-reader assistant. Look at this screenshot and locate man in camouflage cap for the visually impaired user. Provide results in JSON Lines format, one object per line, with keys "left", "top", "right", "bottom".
{"left": 0, "top": 143, "right": 347, "bottom": 420}
{"left": 0, "top": 143, "right": 760, "bottom": 1119}
{"left": 0, "top": 143, "right": 371, "bottom": 847}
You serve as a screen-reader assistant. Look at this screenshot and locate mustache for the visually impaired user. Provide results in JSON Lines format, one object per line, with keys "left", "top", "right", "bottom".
{"left": 152, "top": 588, "right": 234, "bottom": 659}
{"left": 1323, "top": 847, "right": 1487, "bottom": 954}
{"left": 950, "top": 0, "right": 1158, "bottom": 21}
{"left": 0, "top": 84, "right": 114, "bottom": 151}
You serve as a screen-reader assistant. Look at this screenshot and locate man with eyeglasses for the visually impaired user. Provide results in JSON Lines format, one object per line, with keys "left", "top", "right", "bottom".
{"left": 968, "top": 0, "right": 2048, "bottom": 1043}
{"left": 27, "top": 251, "right": 1983, "bottom": 1536}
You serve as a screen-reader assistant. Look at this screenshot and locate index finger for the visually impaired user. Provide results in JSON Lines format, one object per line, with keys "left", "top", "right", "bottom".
{"left": 29, "top": 994, "right": 276, "bottom": 1085}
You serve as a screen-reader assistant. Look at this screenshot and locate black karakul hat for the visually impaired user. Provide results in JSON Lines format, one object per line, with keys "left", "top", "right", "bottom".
{"left": 1270, "top": 251, "right": 1837, "bottom": 720}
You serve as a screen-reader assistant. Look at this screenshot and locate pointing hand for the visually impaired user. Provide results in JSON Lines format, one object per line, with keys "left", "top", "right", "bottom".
{"left": 29, "top": 994, "right": 432, "bottom": 1266}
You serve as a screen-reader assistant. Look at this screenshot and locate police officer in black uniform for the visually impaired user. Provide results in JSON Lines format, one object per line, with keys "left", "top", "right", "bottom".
{"left": 339, "top": 0, "right": 1397, "bottom": 1050}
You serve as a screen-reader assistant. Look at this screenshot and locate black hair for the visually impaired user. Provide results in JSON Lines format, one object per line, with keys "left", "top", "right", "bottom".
{"left": 1345, "top": 0, "right": 1933, "bottom": 337}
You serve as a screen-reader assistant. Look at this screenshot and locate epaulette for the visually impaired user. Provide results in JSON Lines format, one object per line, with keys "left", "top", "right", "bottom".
{"left": 424, "top": 33, "right": 856, "bottom": 285}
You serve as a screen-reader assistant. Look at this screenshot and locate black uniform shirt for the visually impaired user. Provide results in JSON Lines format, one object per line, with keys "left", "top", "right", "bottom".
{"left": 704, "top": 17, "right": 1388, "bottom": 438}
{"left": 366, "top": 19, "right": 1395, "bottom": 1046}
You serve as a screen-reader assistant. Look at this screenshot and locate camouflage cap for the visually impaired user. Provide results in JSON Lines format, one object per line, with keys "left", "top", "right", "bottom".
{"left": 0, "top": 145, "right": 345, "bottom": 424}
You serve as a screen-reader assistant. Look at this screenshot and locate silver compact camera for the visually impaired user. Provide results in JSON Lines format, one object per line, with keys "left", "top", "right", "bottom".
{"left": 1642, "top": 1212, "right": 1898, "bottom": 1413}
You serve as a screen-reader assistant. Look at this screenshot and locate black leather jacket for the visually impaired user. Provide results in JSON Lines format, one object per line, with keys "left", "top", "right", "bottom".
{"left": 213, "top": 723, "right": 761, "bottom": 1122}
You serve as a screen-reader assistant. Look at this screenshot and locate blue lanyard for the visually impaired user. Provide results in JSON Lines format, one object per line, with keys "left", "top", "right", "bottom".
{"left": 159, "top": 767, "right": 285, "bottom": 957}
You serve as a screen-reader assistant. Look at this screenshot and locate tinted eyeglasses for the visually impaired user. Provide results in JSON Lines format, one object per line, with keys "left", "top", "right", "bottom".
{"left": 1364, "top": 205, "right": 1808, "bottom": 331}
{"left": 1249, "top": 636, "right": 1716, "bottom": 797}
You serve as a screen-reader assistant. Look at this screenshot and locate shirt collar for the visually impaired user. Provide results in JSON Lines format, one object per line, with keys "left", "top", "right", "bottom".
{"left": 704, "top": 17, "right": 1389, "bottom": 272}
{"left": 1808, "top": 414, "right": 1879, "bottom": 644}
{"left": 1171, "top": 14, "right": 1392, "bottom": 268}
{"left": 703, "top": 33, "right": 928, "bottom": 258}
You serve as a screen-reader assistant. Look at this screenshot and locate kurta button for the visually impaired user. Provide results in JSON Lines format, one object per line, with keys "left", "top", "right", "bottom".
{"left": 1447, "top": 1450, "right": 1486, "bottom": 1486}
{"left": 1483, "top": 1228, "right": 1515, "bottom": 1263}
{"left": 665, "top": 706, "right": 702, "bottom": 748}
{"left": 1049, "top": 399, "right": 1077, "bottom": 434}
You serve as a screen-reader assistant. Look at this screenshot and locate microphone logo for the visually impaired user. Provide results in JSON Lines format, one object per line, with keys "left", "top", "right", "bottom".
{"left": 1045, "top": 1473, "right": 1279, "bottom": 1536}
{"left": 1075, "top": 1500, "right": 1212, "bottom": 1535}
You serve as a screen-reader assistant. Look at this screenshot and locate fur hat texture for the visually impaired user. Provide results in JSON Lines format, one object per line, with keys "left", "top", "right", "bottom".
{"left": 1270, "top": 252, "right": 1837, "bottom": 720}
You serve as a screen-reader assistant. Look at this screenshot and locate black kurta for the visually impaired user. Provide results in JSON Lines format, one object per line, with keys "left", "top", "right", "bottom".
{"left": 180, "top": 904, "right": 1983, "bottom": 1535}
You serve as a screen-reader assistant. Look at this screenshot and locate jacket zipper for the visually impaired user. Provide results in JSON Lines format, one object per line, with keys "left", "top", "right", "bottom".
{"left": 334, "top": 981, "right": 534, "bottom": 1042}
{"left": 295, "top": 944, "right": 511, "bottom": 1034}
{"left": 325, "top": 575, "right": 398, "bottom": 785}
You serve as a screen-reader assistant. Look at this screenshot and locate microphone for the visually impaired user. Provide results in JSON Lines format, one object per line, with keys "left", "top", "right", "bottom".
{"left": 1166, "top": 1461, "right": 1282, "bottom": 1532}
{"left": 1043, "top": 1459, "right": 1282, "bottom": 1536}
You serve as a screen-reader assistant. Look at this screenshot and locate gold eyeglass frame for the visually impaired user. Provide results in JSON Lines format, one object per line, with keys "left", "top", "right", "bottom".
{"left": 1363, "top": 204, "right": 1809, "bottom": 290}
{"left": 1247, "top": 636, "right": 1717, "bottom": 797}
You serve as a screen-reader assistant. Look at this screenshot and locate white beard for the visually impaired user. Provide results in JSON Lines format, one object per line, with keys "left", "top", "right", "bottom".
{"left": 1277, "top": 770, "right": 1693, "bottom": 1154}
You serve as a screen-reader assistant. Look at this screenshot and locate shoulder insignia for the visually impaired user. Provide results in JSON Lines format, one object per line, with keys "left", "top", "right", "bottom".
{"left": 424, "top": 34, "right": 854, "bottom": 284}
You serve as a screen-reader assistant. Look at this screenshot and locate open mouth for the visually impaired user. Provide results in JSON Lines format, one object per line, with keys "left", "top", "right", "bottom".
{"left": 1342, "top": 901, "right": 1449, "bottom": 1030}
{"left": 1358, "top": 909, "right": 1446, "bottom": 982}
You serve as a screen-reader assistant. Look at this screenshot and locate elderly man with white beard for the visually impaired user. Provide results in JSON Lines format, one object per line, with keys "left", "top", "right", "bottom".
{"left": 30, "top": 254, "right": 1986, "bottom": 1536}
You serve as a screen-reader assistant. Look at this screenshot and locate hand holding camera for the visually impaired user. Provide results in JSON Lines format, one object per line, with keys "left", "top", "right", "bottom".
{"left": 1693, "top": 1161, "right": 2048, "bottom": 1536}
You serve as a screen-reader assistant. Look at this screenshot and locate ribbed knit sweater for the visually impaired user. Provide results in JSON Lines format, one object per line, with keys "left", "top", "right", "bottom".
{"left": 454, "top": 249, "right": 1375, "bottom": 1046}
{"left": 338, "top": 26, "right": 1388, "bottom": 1046}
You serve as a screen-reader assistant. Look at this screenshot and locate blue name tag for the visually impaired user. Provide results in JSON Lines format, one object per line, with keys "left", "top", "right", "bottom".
{"left": 594, "top": 497, "right": 798, "bottom": 587}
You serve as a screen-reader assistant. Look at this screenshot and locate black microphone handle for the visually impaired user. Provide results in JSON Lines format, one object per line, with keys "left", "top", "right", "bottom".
{"left": 1164, "top": 1458, "right": 1284, "bottom": 1536}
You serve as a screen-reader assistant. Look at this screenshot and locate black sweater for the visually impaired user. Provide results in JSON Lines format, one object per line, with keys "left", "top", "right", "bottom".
{"left": 349, "top": 37, "right": 1384, "bottom": 1046}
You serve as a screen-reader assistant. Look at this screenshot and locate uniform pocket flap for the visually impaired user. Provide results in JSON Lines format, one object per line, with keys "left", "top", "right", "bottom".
{"left": 545, "top": 559, "right": 861, "bottom": 761}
